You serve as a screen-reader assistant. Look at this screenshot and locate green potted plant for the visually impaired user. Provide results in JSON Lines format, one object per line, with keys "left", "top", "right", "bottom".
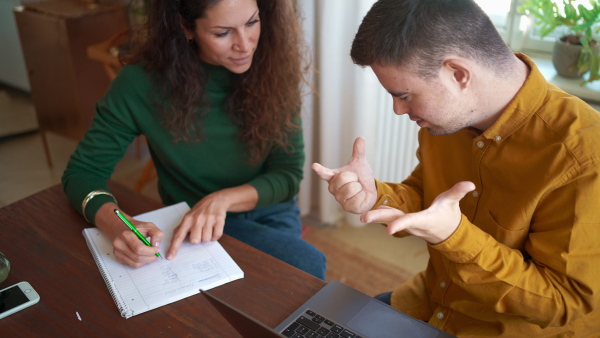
{"left": 518, "top": 0, "right": 600, "bottom": 84}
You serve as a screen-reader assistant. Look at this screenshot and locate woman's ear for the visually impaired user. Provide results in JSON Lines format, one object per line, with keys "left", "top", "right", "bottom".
{"left": 179, "top": 14, "right": 193, "bottom": 40}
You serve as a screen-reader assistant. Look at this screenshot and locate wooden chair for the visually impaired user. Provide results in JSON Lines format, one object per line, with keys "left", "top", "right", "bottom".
{"left": 86, "top": 29, "right": 129, "bottom": 80}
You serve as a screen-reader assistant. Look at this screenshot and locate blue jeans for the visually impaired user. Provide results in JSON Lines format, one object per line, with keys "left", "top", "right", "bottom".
{"left": 374, "top": 291, "right": 392, "bottom": 305}
{"left": 224, "top": 198, "right": 326, "bottom": 280}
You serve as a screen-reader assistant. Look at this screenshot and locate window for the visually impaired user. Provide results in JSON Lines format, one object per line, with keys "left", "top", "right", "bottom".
{"left": 474, "top": 0, "right": 513, "bottom": 36}
{"left": 475, "top": 0, "right": 596, "bottom": 55}
{"left": 474, "top": 0, "right": 522, "bottom": 49}
{"left": 521, "top": 0, "right": 596, "bottom": 53}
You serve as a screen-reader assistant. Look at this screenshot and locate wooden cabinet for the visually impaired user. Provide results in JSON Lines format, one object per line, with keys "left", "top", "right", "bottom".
{"left": 14, "top": 0, "right": 129, "bottom": 165}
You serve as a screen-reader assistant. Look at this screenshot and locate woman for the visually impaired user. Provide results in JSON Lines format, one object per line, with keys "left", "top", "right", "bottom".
{"left": 62, "top": 0, "right": 326, "bottom": 279}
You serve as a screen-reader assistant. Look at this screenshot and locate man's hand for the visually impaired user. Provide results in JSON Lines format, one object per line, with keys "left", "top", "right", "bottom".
{"left": 312, "top": 137, "right": 377, "bottom": 214}
{"left": 360, "top": 181, "right": 475, "bottom": 244}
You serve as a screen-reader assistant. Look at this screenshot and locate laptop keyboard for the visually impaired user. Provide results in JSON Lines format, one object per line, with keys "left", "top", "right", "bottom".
{"left": 281, "top": 309, "right": 363, "bottom": 338}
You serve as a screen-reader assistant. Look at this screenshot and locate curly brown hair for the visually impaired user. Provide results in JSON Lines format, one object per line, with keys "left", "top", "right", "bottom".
{"left": 121, "top": 0, "right": 307, "bottom": 163}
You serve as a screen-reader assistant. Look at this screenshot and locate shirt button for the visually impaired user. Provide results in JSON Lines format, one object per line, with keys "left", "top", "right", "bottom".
{"left": 437, "top": 312, "right": 444, "bottom": 319}
{"left": 383, "top": 199, "right": 388, "bottom": 205}
{"left": 477, "top": 141, "right": 485, "bottom": 148}
{"left": 440, "top": 281, "right": 446, "bottom": 288}
{"left": 472, "top": 191, "right": 479, "bottom": 198}
{"left": 495, "top": 135, "right": 502, "bottom": 141}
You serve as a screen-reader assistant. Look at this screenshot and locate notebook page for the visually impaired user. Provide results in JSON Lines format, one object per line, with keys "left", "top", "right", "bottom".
{"left": 84, "top": 202, "right": 244, "bottom": 318}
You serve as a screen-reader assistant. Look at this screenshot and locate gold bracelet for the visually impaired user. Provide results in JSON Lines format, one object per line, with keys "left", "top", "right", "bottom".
{"left": 81, "top": 190, "right": 116, "bottom": 223}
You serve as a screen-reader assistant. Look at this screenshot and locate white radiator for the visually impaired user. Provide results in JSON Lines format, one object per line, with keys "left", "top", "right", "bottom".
{"left": 0, "top": 0, "right": 30, "bottom": 91}
{"left": 373, "top": 90, "right": 420, "bottom": 183}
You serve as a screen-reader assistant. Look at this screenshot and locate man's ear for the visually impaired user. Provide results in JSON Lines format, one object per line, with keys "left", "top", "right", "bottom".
{"left": 442, "top": 59, "right": 471, "bottom": 90}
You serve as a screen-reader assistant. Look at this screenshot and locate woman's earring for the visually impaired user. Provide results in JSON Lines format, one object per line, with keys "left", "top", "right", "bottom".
{"left": 187, "top": 38, "right": 193, "bottom": 45}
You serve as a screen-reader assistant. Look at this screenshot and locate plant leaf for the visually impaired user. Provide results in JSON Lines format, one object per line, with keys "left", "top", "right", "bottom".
{"left": 581, "top": 36, "right": 590, "bottom": 48}
{"left": 579, "top": 5, "right": 594, "bottom": 21}
{"left": 589, "top": 56, "right": 599, "bottom": 81}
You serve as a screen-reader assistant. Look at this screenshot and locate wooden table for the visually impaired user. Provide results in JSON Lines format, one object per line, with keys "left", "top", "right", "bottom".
{"left": 0, "top": 182, "right": 325, "bottom": 336}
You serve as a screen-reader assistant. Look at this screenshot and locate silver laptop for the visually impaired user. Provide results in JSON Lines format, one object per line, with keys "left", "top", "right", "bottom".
{"left": 201, "top": 280, "right": 455, "bottom": 338}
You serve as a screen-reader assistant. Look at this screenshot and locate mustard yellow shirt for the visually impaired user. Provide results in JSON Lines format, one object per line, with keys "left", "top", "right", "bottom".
{"left": 374, "top": 54, "right": 600, "bottom": 337}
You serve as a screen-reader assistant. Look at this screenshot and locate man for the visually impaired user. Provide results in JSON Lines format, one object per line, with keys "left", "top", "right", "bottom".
{"left": 312, "top": 0, "right": 600, "bottom": 336}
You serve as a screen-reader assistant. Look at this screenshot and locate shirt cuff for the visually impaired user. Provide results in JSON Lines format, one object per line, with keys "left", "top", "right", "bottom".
{"left": 372, "top": 179, "right": 402, "bottom": 210}
{"left": 85, "top": 194, "right": 117, "bottom": 225}
{"left": 430, "top": 214, "right": 491, "bottom": 263}
{"left": 248, "top": 177, "right": 279, "bottom": 209}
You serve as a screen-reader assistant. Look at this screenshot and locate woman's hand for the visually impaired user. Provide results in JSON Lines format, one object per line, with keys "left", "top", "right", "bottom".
{"left": 167, "top": 192, "right": 228, "bottom": 259}
{"left": 166, "top": 184, "right": 258, "bottom": 260}
{"left": 95, "top": 202, "right": 164, "bottom": 268}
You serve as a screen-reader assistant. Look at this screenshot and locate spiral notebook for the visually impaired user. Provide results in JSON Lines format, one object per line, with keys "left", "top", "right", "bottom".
{"left": 82, "top": 202, "right": 244, "bottom": 318}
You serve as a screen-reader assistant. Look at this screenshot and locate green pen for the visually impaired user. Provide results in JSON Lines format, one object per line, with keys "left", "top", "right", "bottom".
{"left": 114, "top": 209, "right": 163, "bottom": 260}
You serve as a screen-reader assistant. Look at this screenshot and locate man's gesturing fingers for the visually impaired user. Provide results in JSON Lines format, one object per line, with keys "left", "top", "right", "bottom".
{"left": 360, "top": 206, "right": 405, "bottom": 224}
{"left": 328, "top": 171, "right": 359, "bottom": 194}
{"left": 432, "top": 181, "right": 476, "bottom": 207}
{"left": 312, "top": 137, "right": 369, "bottom": 183}
{"left": 312, "top": 137, "right": 377, "bottom": 214}
{"left": 312, "top": 163, "right": 338, "bottom": 182}
{"left": 349, "top": 136, "right": 367, "bottom": 163}
{"left": 361, "top": 182, "right": 475, "bottom": 244}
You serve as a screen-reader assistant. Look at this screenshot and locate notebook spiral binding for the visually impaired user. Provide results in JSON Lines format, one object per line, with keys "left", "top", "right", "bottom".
{"left": 83, "top": 231, "right": 133, "bottom": 318}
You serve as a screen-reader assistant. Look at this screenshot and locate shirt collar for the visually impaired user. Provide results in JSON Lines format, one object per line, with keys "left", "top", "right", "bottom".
{"left": 481, "top": 53, "right": 549, "bottom": 141}
{"left": 200, "top": 60, "right": 233, "bottom": 89}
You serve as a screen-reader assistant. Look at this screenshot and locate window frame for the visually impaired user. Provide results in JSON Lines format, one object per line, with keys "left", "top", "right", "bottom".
{"left": 477, "top": 0, "right": 556, "bottom": 55}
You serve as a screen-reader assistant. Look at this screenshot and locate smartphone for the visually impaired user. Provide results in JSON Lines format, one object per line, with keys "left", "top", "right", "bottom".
{"left": 0, "top": 281, "right": 40, "bottom": 319}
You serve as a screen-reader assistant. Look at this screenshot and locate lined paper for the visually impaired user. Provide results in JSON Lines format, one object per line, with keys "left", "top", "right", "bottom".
{"left": 83, "top": 202, "right": 244, "bottom": 318}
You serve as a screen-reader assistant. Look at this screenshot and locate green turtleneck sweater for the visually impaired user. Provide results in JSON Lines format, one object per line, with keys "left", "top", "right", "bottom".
{"left": 62, "top": 63, "right": 304, "bottom": 224}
